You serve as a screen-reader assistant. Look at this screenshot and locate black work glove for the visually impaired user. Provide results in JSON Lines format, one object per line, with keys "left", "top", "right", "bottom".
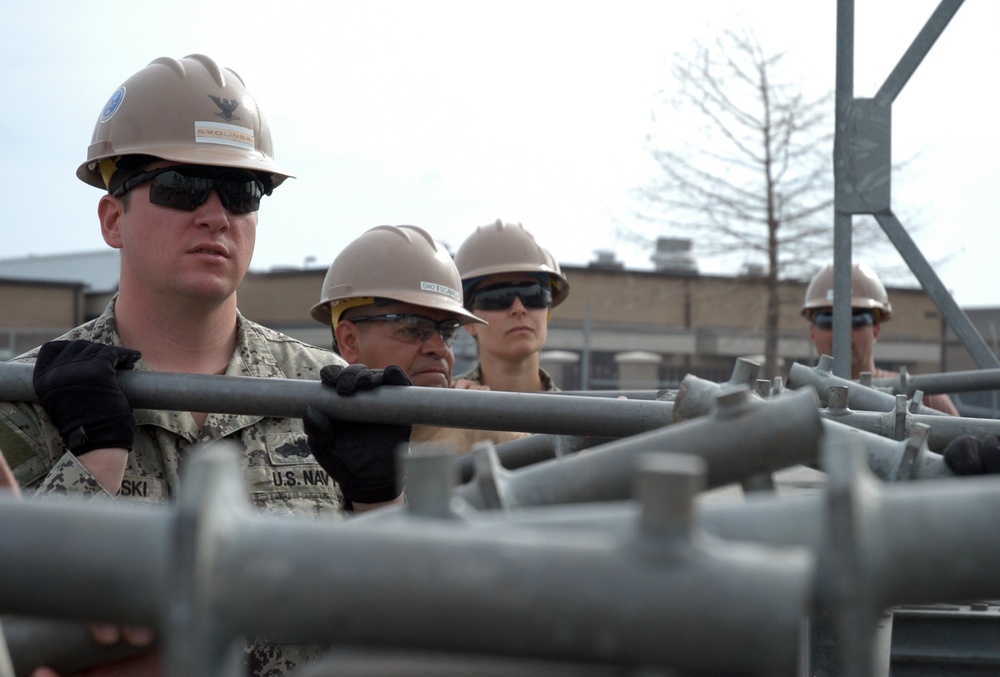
{"left": 32, "top": 340, "right": 142, "bottom": 455}
{"left": 942, "top": 434, "right": 1000, "bottom": 475}
{"left": 303, "top": 364, "right": 412, "bottom": 505}
{"left": 321, "top": 363, "right": 412, "bottom": 395}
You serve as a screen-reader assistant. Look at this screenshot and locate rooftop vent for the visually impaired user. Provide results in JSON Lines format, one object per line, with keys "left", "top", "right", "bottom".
{"left": 651, "top": 238, "right": 698, "bottom": 274}
{"left": 589, "top": 249, "right": 624, "bottom": 270}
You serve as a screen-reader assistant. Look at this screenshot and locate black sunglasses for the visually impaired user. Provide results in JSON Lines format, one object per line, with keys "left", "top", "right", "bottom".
{"left": 812, "top": 310, "right": 876, "bottom": 330}
{"left": 468, "top": 281, "right": 553, "bottom": 311}
{"left": 112, "top": 165, "right": 265, "bottom": 215}
{"left": 348, "top": 313, "right": 462, "bottom": 347}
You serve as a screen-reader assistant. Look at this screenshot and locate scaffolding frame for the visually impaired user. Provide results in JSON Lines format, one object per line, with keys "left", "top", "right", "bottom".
{"left": 832, "top": 0, "right": 999, "bottom": 378}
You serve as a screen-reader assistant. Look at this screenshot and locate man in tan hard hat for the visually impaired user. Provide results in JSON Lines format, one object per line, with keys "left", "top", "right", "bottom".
{"left": 453, "top": 219, "right": 570, "bottom": 393}
{"left": 802, "top": 262, "right": 959, "bottom": 415}
{"left": 0, "top": 55, "right": 404, "bottom": 677}
{"left": 311, "top": 224, "right": 528, "bottom": 451}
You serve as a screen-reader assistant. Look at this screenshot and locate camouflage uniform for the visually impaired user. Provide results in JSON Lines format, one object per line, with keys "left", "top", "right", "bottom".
{"left": 454, "top": 363, "right": 560, "bottom": 392}
{"left": 0, "top": 298, "right": 348, "bottom": 674}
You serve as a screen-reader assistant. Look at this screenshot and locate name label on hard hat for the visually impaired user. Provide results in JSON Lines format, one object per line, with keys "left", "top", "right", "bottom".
{"left": 195, "top": 121, "right": 255, "bottom": 151}
{"left": 421, "top": 281, "right": 460, "bottom": 301}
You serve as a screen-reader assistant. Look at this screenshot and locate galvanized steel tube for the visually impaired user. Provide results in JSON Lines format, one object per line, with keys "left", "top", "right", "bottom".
{"left": 0, "top": 362, "right": 672, "bottom": 438}
{"left": 455, "top": 387, "right": 824, "bottom": 510}
{"left": 821, "top": 407, "right": 1000, "bottom": 452}
{"left": 788, "top": 360, "right": 948, "bottom": 416}
{"left": 872, "top": 367, "right": 1000, "bottom": 397}
{"left": 0, "top": 450, "right": 812, "bottom": 677}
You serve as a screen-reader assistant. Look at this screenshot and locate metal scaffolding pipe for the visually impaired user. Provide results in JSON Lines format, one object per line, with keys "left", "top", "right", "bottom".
{"left": 821, "top": 395, "right": 1000, "bottom": 452}
{"left": 513, "top": 465, "right": 1000, "bottom": 607}
{"left": 787, "top": 359, "right": 948, "bottom": 416}
{"left": 454, "top": 387, "right": 825, "bottom": 510}
{"left": 558, "top": 358, "right": 760, "bottom": 418}
{"left": 0, "top": 447, "right": 812, "bottom": 677}
{"left": 453, "top": 434, "right": 603, "bottom": 483}
{"left": 820, "top": 418, "right": 951, "bottom": 481}
{"left": 359, "top": 439, "right": 1000, "bottom": 676}
{"left": 872, "top": 367, "right": 1000, "bottom": 397}
{"left": 550, "top": 390, "right": 664, "bottom": 400}
{"left": 368, "top": 443, "right": 1000, "bottom": 612}
{"left": 452, "top": 413, "right": 951, "bottom": 515}
{"left": 294, "top": 650, "right": 629, "bottom": 677}
{"left": 0, "top": 362, "right": 672, "bottom": 438}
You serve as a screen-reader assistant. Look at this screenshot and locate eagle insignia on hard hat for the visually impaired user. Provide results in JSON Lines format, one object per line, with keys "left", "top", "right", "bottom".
{"left": 209, "top": 95, "right": 241, "bottom": 121}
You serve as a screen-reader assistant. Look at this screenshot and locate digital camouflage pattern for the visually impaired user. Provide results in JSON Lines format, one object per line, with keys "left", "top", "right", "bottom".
{"left": 0, "top": 298, "right": 349, "bottom": 674}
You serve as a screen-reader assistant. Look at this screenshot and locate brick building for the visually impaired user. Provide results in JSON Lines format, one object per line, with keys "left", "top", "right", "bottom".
{"left": 0, "top": 249, "right": 956, "bottom": 395}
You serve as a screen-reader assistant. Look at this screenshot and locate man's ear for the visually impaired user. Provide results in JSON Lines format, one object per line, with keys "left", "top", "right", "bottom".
{"left": 334, "top": 322, "right": 363, "bottom": 363}
{"left": 99, "top": 194, "right": 126, "bottom": 249}
{"left": 872, "top": 323, "right": 882, "bottom": 340}
{"left": 464, "top": 324, "right": 478, "bottom": 339}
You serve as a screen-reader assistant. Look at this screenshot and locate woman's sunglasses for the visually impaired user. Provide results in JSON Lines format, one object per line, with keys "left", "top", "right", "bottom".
{"left": 112, "top": 165, "right": 265, "bottom": 215}
{"left": 812, "top": 310, "right": 876, "bottom": 330}
{"left": 468, "top": 281, "right": 553, "bottom": 311}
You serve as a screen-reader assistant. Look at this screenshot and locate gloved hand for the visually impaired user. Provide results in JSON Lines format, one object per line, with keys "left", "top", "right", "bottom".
{"left": 321, "top": 363, "right": 412, "bottom": 395}
{"left": 303, "top": 364, "right": 412, "bottom": 505}
{"left": 33, "top": 340, "right": 142, "bottom": 455}
{"left": 942, "top": 434, "right": 1000, "bottom": 475}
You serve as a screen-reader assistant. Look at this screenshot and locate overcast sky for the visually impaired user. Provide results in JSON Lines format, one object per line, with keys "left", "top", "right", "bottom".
{"left": 2, "top": 1, "right": 998, "bottom": 306}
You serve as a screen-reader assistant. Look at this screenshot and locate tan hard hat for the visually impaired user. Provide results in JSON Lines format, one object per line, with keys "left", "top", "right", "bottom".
{"left": 77, "top": 54, "right": 292, "bottom": 191}
{"left": 454, "top": 219, "right": 570, "bottom": 307}
{"left": 311, "top": 225, "right": 485, "bottom": 326}
{"left": 802, "top": 262, "right": 892, "bottom": 322}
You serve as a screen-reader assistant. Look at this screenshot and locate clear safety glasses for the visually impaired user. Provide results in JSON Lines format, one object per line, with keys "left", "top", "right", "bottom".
{"left": 348, "top": 313, "right": 462, "bottom": 347}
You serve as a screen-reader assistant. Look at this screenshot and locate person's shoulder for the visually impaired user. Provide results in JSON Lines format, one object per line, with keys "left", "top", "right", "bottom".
{"left": 10, "top": 319, "right": 107, "bottom": 363}
{"left": 539, "top": 367, "right": 560, "bottom": 392}
{"left": 239, "top": 317, "right": 346, "bottom": 378}
{"left": 453, "top": 363, "right": 483, "bottom": 384}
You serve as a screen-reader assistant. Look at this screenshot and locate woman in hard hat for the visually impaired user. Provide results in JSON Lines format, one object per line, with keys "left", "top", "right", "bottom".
{"left": 454, "top": 219, "right": 569, "bottom": 392}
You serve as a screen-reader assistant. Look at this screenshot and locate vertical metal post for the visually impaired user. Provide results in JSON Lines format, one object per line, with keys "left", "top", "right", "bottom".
{"left": 0, "top": 621, "right": 13, "bottom": 677}
{"left": 580, "top": 303, "right": 592, "bottom": 390}
{"left": 833, "top": 0, "right": 994, "bottom": 375}
{"left": 832, "top": 0, "right": 856, "bottom": 380}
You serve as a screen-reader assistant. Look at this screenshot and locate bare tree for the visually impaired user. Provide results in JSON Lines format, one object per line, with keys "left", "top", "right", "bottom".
{"left": 625, "top": 29, "right": 886, "bottom": 379}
